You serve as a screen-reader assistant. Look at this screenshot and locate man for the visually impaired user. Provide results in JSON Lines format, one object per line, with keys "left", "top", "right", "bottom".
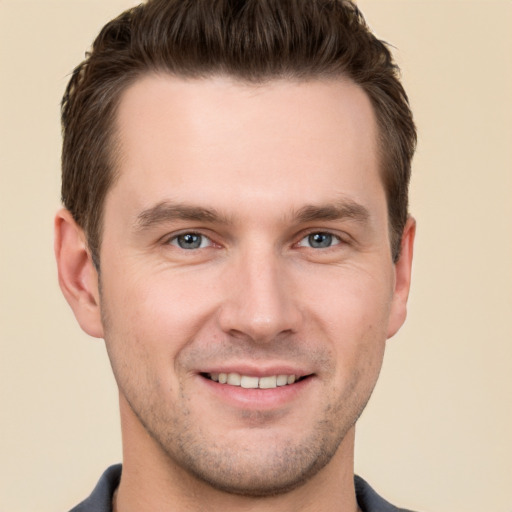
{"left": 55, "top": 0, "right": 417, "bottom": 511}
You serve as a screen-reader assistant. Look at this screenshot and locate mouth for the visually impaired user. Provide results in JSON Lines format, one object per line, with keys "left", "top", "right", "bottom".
{"left": 201, "top": 372, "right": 310, "bottom": 389}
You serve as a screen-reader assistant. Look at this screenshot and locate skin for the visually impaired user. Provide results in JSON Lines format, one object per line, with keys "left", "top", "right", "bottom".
{"left": 55, "top": 75, "right": 415, "bottom": 512}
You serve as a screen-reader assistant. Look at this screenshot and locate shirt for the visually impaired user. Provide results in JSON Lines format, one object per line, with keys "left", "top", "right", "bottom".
{"left": 70, "top": 464, "right": 417, "bottom": 512}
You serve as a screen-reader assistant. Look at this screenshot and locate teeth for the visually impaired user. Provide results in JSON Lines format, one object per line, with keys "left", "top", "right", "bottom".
{"left": 241, "top": 376, "right": 259, "bottom": 388}
{"left": 276, "top": 375, "right": 288, "bottom": 386}
{"left": 209, "top": 373, "right": 299, "bottom": 388}
{"left": 259, "top": 376, "right": 277, "bottom": 389}
{"left": 227, "top": 373, "right": 241, "bottom": 385}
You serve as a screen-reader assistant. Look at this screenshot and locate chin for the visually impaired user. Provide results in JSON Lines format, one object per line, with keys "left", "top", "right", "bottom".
{"left": 152, "top": 419, "right": 349, "bottom": 498}
{"left": 173, "top": 443, "right": 336, "bottom": 497}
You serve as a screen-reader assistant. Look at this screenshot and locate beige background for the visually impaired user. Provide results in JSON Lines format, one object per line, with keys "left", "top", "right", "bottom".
{"left": 1, "top": 1, "right": 511, "bottom": 511}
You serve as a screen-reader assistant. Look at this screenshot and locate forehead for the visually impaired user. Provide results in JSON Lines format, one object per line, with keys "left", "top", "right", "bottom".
{"left": 109, "top": 74, "right": 383, "bottom": 221}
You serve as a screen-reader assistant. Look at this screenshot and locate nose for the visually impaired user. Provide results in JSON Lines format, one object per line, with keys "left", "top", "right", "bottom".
{"left": 217, "top": 247, "right": 302, "bottom": 344}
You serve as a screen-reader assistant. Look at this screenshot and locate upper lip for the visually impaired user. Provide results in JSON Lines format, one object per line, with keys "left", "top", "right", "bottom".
{"left": 198, "top": 363, "right": 313, "bottom": 378}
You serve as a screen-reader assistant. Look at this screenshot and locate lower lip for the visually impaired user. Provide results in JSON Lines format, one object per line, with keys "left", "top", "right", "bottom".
{"left": 199, "top": 375, "right": 314, "bottom": 410}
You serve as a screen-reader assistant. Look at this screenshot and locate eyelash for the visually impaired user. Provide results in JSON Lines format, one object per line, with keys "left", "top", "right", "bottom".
{"left": 165, "top": 230, "right": 345, "bottom": 251}
{"left": 296, "top": 231, "right": 343, "bottom": 250}
{"left": 167, "top": 232, "right": 214, "bottom": 250}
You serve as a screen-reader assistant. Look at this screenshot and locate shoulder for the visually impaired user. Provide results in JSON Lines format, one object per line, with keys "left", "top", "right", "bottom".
{"left": 68, "top": 464, "right": 122, "bottom": 512}
{"left": 355, "top": 475, "right": 418, "bottom": 512}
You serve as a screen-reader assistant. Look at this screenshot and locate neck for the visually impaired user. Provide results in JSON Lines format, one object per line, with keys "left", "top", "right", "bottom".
{"left": 115, "top": 399, "right": 360, "bottom": 512}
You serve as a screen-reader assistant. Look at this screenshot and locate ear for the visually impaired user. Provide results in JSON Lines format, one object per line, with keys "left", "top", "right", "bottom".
{"left": 387, "top": 216, "right": 416, "bottom": 339}
{"left": 54, "top": 209, "right": 104, "bottom": 338}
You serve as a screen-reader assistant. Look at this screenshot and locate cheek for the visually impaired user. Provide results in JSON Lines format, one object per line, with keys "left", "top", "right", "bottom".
{"left": 304, "top": 264, "right": 394, "bottom": 333}
{"left": 302, "top": 266, "right": 392, "bottom": 377}
{"left": 99, "top": 267, "right": 222, "bottom": 363}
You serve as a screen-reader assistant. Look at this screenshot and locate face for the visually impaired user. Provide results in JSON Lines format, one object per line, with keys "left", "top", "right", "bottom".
{"left": 94, "top": 75, "right": 412, "bottom": 496}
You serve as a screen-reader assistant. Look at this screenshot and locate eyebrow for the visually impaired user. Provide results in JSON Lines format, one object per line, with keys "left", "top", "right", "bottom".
{"left": 134, "top": 198, "right": 370, "bottom": 231}
{"left": 292, "top": 200, "right": 370, "bottom": 224}
{"left": 134, "top": 201, "right": 231, "bottom": 231}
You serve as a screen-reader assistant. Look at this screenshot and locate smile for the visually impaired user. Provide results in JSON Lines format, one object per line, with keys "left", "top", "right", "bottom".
{"left": 205, "top": 372, "right": 302, "bottom": 389}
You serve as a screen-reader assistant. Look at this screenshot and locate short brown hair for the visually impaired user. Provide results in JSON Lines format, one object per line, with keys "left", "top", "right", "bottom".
{"left": 61, "top": 0, "right": 416, "bottom": 267}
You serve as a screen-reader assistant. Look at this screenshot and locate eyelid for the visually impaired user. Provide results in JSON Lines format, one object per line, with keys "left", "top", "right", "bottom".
{"left": 293, "top": 226, "right": 359, "bottom": 253}
{"left": 298, "top": 231, "right": 340, "bottom": 247}
{"left": 160, "top": 228, "right": 350, "bottom": 250}
{"left": 164, "top": 230, "right": 216, "bottom": 249}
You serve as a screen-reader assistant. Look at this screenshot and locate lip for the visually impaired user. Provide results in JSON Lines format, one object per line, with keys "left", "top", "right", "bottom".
{"left": 197, "top": 366, "right": 315, "bottom": 410}
{"left": 198, "top": 363, "right": 311, "bottom": 378}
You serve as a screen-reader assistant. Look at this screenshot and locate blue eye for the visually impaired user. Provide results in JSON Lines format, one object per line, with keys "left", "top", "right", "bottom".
{"left": 170, "top": 233, "right": 211, "bottom": 250}
{"left": 298, "top": 232, "right": 340, "bottom": 249}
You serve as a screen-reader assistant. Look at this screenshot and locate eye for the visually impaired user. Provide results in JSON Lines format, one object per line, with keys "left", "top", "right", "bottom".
{"left": 169, "top": 232, "right": 212, "bottom": 250}
{"left": 297, "top": 232, "right": 341, "bottom": 249}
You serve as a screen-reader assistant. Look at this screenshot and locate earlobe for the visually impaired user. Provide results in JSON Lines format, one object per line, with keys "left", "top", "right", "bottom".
{"left": 387, "top": 216, "right": 416, "bottom": 339}
{"left": 54, "top": 209, "right": 104, "bottom": 338}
